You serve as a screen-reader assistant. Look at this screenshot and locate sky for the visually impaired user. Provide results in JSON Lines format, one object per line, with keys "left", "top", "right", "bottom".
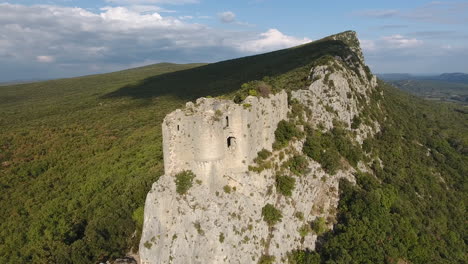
{"left": 0, "top": 0, "right": 467, "bottom": 81}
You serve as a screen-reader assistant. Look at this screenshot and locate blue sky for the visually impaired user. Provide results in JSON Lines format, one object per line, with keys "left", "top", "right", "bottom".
{"left": 1, "top": 0, "right": 467, "bottom": 81}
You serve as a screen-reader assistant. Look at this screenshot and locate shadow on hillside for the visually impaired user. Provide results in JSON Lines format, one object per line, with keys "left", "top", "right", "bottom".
{"left": 102, "top": 40, "right": 354, "bottom": 101}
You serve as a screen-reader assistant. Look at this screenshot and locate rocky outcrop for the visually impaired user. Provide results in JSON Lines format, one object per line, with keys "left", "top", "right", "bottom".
{"left": 140, "top": 149, "right": 355, "bottom": 264}
{"left": 291, "top": 51, "right": 379, "bottom": 143}
{"left": 139, "top": 31, "right": 378, "bottom": 264}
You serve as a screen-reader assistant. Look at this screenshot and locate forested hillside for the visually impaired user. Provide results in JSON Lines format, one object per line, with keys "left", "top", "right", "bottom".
{"left": 0, "top": 34, "right": 370, "bottom": 263}
{"left": 0, "top": 63, "right": 205, "bottom": 263}
{"left": 387, "top": 79, "right": 468, "bottom": 104}
{"left": 290, "top": 82, "right": 467, "bottom": 263}
{"left": 0, "top": 32, "right": 466, "bottom": 264}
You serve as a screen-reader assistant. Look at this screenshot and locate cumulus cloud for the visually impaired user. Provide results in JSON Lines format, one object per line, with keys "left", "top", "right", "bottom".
{"left": 0, "top": 3, "right": 309, "bottom": 81}
{"left": 218, "top": 11, "right": 236, "bottom": 23}
{"left": 359, "top": 39, "right": 376, "bottom": 52}
{"left": 36, "top": 55, "right": 55, "bottom": 63}
{"left": 237, "top": 29, "right": 311, "bottom": 53}
{"left": 360, "top": 33, "right": 468, "bottom": 73}
{"left": 381, "top": 35, "right": 423, "bottom": 48}
{"left": 361, "top": 34, "right": 423, "bottom": 52}
{"left": 125, "top": 5, "right": 175, "bottom": 13}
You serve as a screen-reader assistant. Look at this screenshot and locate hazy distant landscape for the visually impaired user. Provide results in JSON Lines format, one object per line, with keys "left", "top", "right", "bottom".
{"left": 379, "top": 73, "right": 468, "bottom": 104}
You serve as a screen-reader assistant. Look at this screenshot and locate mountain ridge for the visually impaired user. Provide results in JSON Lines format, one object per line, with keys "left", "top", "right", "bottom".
{"left": 0, "top": 30, "right": 466, "bottom": 264}
{"left": 378, "top": 72, "right": 468, "bottom": 84}
{"left": 138, "top": 30, "right": 381, "bottom": 263}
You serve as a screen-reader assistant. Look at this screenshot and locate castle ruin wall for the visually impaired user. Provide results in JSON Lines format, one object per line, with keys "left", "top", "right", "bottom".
{"left": 162, "top": 90, "right": 288, "bottom": 181}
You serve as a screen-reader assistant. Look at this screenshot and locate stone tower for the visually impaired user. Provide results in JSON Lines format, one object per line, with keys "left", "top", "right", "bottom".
{"left": 162, "top": 91, "right": 288, "bottom": 182}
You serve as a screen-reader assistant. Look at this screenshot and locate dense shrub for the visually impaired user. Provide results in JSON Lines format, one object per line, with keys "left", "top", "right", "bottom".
{"left": 302, "top": 135, "right": 322, "bottom": 161}
{"left": 298, "top": 224, "right": 311, "bottom": 237}
{"left": 319, "top": 149, "right": 341, "bottom": 174}
{"left": 261, "top": 204, "right": 282, "bottom": 226}
{"left": 288, "top": 250, "right": 321, "bottom": 264}
{"left": 303, "top": 126, "right": 361, "bottom": 173}
{"left": 250, "top": 149, "right": 273, "bottom": 172}
{"left": 273, "top": 120, "right": 302, "bottom": 150}
{"left": 174, "top": 170, "right": 196, "bottom": 195}
{"left": 275, "top": 175, "right": 295, "bottom": 196}
{"left": 351, "top": 115, "right": 361, "bottom": 129}
{"left": 258, "top": 255, "right": 275, "bottom": 264}
{"left": 249, "top": 89, "right": 258, "bottom": 96}
{"left": 255, "top": 149, "right": 272, "bottom": 162}
{"left": 287, "top": 155, "right": 309, "bottom": 175}
{"left": 303, "top": 135, "right": 340, "bottom": 174}
{"left": 232, "top": 80, "right": 274, "bottom": 103}
{"left": 233, "top": 94, "right": 245, "bottom": 104}
{"left": 331, "top": 127, "right": 362, "bottom": 166}
{"left": 310, "top": 217, "right": 327, "bottom": 235}
{"left": 223, "top": 185, "right": 232, "bottom": 194}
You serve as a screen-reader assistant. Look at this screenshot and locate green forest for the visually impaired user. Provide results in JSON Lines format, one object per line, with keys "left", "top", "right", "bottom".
{"left": 0, "top": 32, "right": 466, "bottom": 263}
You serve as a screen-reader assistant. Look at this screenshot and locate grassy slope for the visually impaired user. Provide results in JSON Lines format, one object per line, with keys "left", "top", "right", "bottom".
{"left": 0, "top": 36, "right": 357, "bottom": 263}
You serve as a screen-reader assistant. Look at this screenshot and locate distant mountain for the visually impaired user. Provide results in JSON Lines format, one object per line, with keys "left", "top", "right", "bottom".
{"left": 436, "top": 73, "right": 468, "bottom": 83}
{"left": 0, "top": 79, "right": 47, "bottom": 86}
{"left": 376, "top": 73, "right": 413, "bottom": 81}
{"left": 378, "top": 72, "right": 468, "bottom": 84}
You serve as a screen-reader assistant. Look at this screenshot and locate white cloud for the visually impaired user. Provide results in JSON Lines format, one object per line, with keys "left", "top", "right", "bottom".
{"left": 360, "top": 34, "right": 423, "bottom": 53}
{"left": 36, "top": 55, "right": 55, "bottom": 63}
{"left": 105, "top": 0, "right": 199, "bottom": 5}
{"left": 356, "top": 2, "right": 468, "bottom": 24}
{"left": 441, "top": 44, "right": 452, "bottom": 50}
{"left": 381, "top": 34, "right": 423, "bottom": 48}
{"left": 0, "top": 3, "right": 310, "bottom": 81}
{"left": 357, "top": 9, "right": 399, "bottom": 18}
{"left": 359, "top": 34, "right": 468, "bottom": 73}
{"left": 125, "top": 5, "right": 175, "bottom": 13}
{"left": 360, "top": 39, "right": 376, "bottom": 52}
{"left": 218, "top": 11, "right": 236, "bottom": 23}
{"left": 237, "top": 29, "right": 311, "bottom": 53}
{"left": 178, "top": 15, "right": 193, "bottom": 20}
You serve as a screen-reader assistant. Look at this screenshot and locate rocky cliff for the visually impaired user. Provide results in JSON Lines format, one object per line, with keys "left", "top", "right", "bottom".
{"left": 139, "top": 31, "right": 379, "bottom": 264}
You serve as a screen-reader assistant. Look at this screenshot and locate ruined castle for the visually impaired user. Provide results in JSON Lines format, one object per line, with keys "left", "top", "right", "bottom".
{"left": 140, "top": 31, "right": 378, "bottom": 264}
{"left": 162, "top": 90, "right": 288, "bottom": 181}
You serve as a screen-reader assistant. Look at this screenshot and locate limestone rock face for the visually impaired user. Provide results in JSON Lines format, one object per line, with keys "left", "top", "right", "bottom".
{"left": 292, "top": 46, "right": 379, "bottom": 143}
{"left": 329, "top": 31, "right": 365, "bottom": 63}
{"left": 139, "top": 154, "right": 353, "bottom": 264}
{"left": 140, "top": 31, "right": 378, "bottom": 264}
